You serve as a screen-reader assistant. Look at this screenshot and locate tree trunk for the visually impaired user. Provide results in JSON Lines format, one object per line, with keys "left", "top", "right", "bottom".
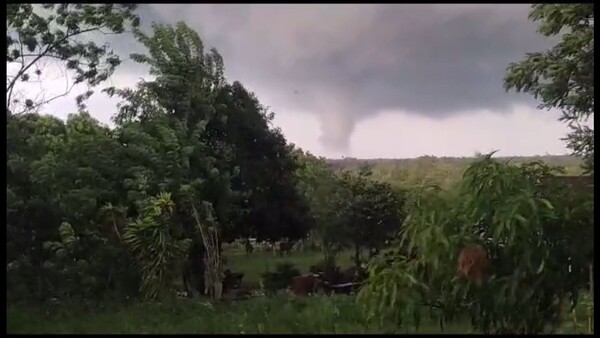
{"left": 183, "top": 243, "right": 205, "bottom": 298}
{"left": 191, "top": 204, "right": 222, "bottom": 301}
{"left": 214, "top": 279, "right": 223, "bottom": 300}
{"left": 354, "top": 244, "right": 361, "bottom": 268}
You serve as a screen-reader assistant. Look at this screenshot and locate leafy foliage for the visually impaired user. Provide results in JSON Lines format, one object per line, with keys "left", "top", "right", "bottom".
{"left": 109, "top": 21, "right": 309, "bottom": 244}
{"left": 296, "top": 152, "right": 348, "bottom": 260}
{"left": 6, "top": 21, "right": 313, "bottom": 303}
{"left": 297, "top": 153, "right": 405, "bottom": 267}
{"left": 359, "top": 154, "right": 593, "bottom": 333}
{"left": 7, "top": 112, "right": 137, "bottom": 301}
{"left": 337, "top": 169, "right": 405, "bottom": 266}
{"left": 6, "top": 4, "right": 140, "bottom": 116}
{"left": 123, "top": 193, "right": 192, "bottom": 301}
{"left": 504, "top": 4, "right": 594, "bottom": 173}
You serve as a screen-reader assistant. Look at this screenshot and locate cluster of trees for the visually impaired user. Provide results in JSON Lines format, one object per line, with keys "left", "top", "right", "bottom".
{"left": 297, "top": 154, "right": 405, "bottom": 267}
{"left": 6, "top": 5, "right": 310, "bottom": 301}
{"left": 6, "top": 5, "right": 404, "bottom": 302}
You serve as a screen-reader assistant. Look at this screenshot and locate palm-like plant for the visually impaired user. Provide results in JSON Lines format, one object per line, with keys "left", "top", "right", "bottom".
{"left": 122, "top": 192, "right": 192, "bottom": 301}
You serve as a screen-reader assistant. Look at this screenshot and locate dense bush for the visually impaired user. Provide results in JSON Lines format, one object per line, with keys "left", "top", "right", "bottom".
{"left": 359, "top": 155, "right": 594, "bottom": 334}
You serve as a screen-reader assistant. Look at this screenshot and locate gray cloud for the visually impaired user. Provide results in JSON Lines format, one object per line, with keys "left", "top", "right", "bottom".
{"left": 122, "top": 4, "right": 550, "bottom": 151}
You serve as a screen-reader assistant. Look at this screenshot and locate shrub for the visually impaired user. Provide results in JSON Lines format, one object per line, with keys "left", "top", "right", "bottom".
{"left": 261, "top": 262, "right": 301, "bottom": 294}
{"left": 359, "top": 155, "right": 594, "bottom": 334}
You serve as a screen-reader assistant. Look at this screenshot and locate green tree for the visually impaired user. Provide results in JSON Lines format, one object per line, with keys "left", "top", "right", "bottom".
{"left": 504, "top": 4, "right": 594, "bottom": 173}
{"left": 108, "top": 21, "right": 311, "bottom": 297}
{"left": 122, "top": 192, "right": 192, "bottom": 301}
{"left": 296, "top": 153, "right": 404, "bottom": 268}
{"left": 108, "top": 21, "right": 239, "bottom": 244}
{"left": 7, "top": 112, "right": 138, "bottom": 301}
{"left": 111, "top": 21, "right": 311, "bottom": 243}
{"left": 296, "top": 151, "right": 347, "bottom": 265}
{"left": 359, "top": 154, "right": 593, "bottom": 334}
{"left": 6, "top": 18, "right": 314, "bottom": 304}
{"left": 219, "top": 84, "right": 312, "bottom": 242}
{"left": 339, "top": 170, "right": 405, "bottom": 267}
{"left": 7, "top": 113, "right": 68, "bottom": 300}
{"left": 6, "top": 4, "right": 140, "bottom": 116}
{"left": 113, "top": 114, "right": 213, "bottom": 298}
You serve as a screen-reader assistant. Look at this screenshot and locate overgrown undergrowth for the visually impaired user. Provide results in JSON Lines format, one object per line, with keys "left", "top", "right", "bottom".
{"left": 7, "top": 295, "right": 590, "bottom": 334}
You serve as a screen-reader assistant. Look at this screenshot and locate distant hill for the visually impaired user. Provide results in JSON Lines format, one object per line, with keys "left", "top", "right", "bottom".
{"left": 325, "top": 155, "right": 584, "bottom": 189}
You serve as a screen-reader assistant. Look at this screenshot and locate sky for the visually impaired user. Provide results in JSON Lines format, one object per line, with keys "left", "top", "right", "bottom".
{"left": 10, "top": 4, "right": 591, "bottom": 159}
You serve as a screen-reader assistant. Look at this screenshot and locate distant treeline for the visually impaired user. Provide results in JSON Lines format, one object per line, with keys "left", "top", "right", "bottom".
{"left": 326, "top": 155, "right": 584, "bottom": 189}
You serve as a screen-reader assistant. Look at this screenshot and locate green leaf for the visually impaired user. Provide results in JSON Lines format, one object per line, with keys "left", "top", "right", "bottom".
{"left": 536, "top": 260, "right": 545, "bottom": 274}
{"left": 537, "top": 198, "right": 554, "bottom": 210}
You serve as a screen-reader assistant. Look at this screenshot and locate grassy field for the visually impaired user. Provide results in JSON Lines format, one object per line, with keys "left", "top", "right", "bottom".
{"left": 7, "top": 295, "right": 474, "bottom": 334}
{"left": 7, "top": 295, "right": 591, "bottom": 334}
{"left": 7, "top": 248, "right": 593, "bottom": 334}
{"left": 224, "top": 246, "right": 355, "bottom": 285}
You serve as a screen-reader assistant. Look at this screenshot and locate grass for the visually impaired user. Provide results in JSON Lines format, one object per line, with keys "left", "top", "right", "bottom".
{"left": 7, "top": 295, "right": 592, "bottom": 334}
{"left": 7, "top": 249, "right": 593, "bottom": 334}
{"left": 224, "top": 246, "right": 355, "bottom": 285}
{"left": 6, "top": 295, "right": 474, "bottom": 334}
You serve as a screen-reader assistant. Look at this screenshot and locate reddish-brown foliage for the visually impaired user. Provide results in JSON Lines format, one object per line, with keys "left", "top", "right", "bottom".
{"left": 457, "top": 244, "right": 489, "bottom": 286}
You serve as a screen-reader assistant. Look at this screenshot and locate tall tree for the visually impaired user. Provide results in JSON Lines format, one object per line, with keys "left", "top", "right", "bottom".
{"left": 339, "top": 170, "right": 404, "bottom": 267}
{"left": 216, "top": 83, "right": 312, "bottom": 242}
{"left": 111, "top": 21, "right": 310, "bottom": 243}
{"left": 108, "top": 21, "right": 311, "bottom": 297}
{"left": 504, "top": 4, "right": 594, "bottom": 173}
{"left": 106, "top": 22, "right": 237, "bottom": 299}
{"left": 6, "top": 4, "right": 140, "bottom": 117}
{"left": 108, "top": 22, "right": 236, "bottom": 234}
{"left": 296, "top": 151, "right": 348, "bottom": 263}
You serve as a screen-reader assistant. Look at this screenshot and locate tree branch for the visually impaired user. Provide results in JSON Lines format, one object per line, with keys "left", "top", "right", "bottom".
{"left": 6, "top": 25, "right": 108, "bottom": 113}
{"left": 6, "top": 32, "right": 27, "bottom": 111}
{"left": 12, "top": 80, "right": 76, "bottom": 116}
{"left": 20, "top": 54, "right": 94, "bottom": 68}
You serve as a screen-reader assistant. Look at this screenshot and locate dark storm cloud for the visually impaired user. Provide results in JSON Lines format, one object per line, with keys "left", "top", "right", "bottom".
{"left": 125, "top": 4, "right": 550, "bottom": 151}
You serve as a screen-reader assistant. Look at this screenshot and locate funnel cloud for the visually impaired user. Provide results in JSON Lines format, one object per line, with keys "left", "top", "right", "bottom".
{"left": 29, "top": 4, "right": 574, "bottom": 158}
{"left": 137, "top": 4, "right": 551, "bottom": 152}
